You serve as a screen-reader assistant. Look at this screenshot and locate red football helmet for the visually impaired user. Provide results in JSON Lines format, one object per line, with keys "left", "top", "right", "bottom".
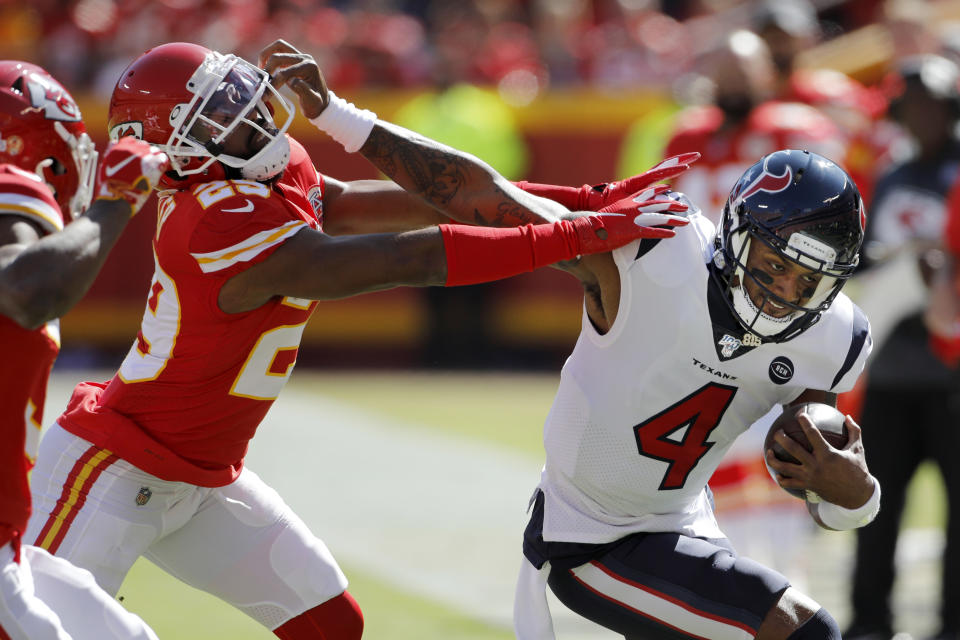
{"left": 108, "top": 42, "right": 295, "bottom": 188}
{"left": 0, "top": 60, "right": 96, "bottom": 223}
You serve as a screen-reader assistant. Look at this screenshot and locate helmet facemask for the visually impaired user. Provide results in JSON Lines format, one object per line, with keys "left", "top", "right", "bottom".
{"left": 54, "top": 121, "right": 97, "bottom": 218}
{"left": 712, "top": 149, "right": 864, "bottom": 343}
{"left": 718, "top": 209, "right": 857, "bottom": 341}
{"left": 3, "top": 62, "right": 97, "bottom": 222}
{"left": 163, "top": 51, "right": 295, "bottom": 182}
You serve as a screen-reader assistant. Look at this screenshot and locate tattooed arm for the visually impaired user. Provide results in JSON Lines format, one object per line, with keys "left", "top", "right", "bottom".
{"left": 259, "top": 39, "right": 570, "bottom": 232}
{"left": 353, "top": 121, "right": 568, "bottom": 227}
{"left": 318, "top": 167, "right": 567, "bottom": 236}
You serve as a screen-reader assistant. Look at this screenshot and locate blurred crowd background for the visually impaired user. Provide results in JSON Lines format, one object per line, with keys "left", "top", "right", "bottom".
{"left": 4, "top": 0, "right": 956, "bottom": 371}
{"left": 0, "top": 0, "right": 890, "bottom": 95}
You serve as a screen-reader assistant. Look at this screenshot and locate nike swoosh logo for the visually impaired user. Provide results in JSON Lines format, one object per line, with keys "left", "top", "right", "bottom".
{"left": 104, "top": 154, "right": 138, "bottom": 177}
{"left": 221, "top": 199, "right": 254, "bottom": 213}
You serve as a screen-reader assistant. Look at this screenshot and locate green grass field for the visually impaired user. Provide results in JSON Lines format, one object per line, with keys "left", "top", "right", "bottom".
{"left": 49, "top": 370, "right": 947, "bottom": 639}
{"left": 119, "top": 558, "right": 516, "bottom": 639}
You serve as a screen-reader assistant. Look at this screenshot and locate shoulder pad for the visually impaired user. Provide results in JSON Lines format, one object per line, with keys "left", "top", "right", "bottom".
{"left": 0, "top": 164, "right": 64, "bottom": 233}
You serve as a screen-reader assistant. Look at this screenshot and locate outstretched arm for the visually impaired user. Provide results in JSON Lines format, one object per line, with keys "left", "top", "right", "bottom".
{"left": 356, "top": 121, "right": 567, "bottom": 226}
{"left": 0, "top": 201, "right": 132, "bottom": 329}
{"left": 0, "top": 138, "right": 168, "bottom": 329}
{"left": 259, "top": 39, "right": 569, "bottom": 228}
{"left": 319, "top": 177, "right": 450, "bottom": 235}
{"left": 319, "top": 176, "right": 567, "bottom": 236}
{"left": 218, "top": 194, "right": 688, "bottom": 313}
{"left": 512, "top": 152, "right": 700, "bottom": 211}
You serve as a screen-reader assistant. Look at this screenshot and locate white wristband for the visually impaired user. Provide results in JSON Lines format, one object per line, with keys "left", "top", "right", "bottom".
{"left": 309, "top": 91, "right": 377, "bottom": 153}
{"left": 813, "top": 476, "right": 881, "bottom": 530}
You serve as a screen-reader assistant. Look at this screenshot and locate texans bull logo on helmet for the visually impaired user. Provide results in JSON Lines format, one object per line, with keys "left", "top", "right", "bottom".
{"left": 728, "top": 159, "right": 793, "bottom": 211}
{"left": 711, "top": 149, "right": 866, "bottom": 344}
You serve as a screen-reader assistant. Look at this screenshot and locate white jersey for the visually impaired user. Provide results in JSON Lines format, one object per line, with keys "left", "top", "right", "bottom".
{"left": 538, "top": 211, "right": 872, "bottom": 544}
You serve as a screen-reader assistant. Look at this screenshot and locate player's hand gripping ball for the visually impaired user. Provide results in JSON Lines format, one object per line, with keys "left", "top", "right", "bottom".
{"left": 94, "top": 137, "right": 170, "bottom": 215}
{"left": 763, "top": 402, "right": 849, "bottom": 499}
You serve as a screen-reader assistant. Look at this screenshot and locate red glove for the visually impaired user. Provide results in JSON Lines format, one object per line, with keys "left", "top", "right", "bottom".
{"left": 575, "top": 184, "right": 689, "bottom": 252}
{"left": 513, "top": 152, "right": 700, "bottom": 211}
{"left": 441, "top": 193, "right": 689, "bottom": 286}
{"left": 94, "top": 137, "right": 170, "bottom": 215}
{"left": 930, "top": 331, "right": 960, "bottom": 368}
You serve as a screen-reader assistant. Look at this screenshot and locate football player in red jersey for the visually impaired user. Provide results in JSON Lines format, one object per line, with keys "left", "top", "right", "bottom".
{"left": 0, "top": 61, "right": 166, "bottom": 639}
{"left": 23, "top": 41, "right": 693, "bottom": 640}
{"left": 664, "top": 30, "right": 845, "bottom": 225}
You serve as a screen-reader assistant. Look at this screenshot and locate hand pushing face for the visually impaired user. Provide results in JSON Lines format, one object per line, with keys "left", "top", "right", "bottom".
{"left": 258, "top": 39, "right": 329, "bottom": 119}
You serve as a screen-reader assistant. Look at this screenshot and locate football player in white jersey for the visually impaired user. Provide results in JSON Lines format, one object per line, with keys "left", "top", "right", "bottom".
{"left": 514, "top": 149, "right": 879, "bottom": 640}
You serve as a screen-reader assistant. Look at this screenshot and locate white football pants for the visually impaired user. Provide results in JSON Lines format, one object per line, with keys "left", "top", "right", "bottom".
{"left": 26, "top": 423, "right": 349, "bottom": 630}
{"left": 0, "top": 543, "right": 158, "bottom": 640}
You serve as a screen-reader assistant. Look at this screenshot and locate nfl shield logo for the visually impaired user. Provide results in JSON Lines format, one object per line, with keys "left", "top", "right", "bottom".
{"left": 136, "top": 487, "right": 152, "bottom": 506}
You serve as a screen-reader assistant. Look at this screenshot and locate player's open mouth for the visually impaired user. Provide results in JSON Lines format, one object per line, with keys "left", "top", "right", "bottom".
{"left": 764, "top": 300, "right": 792, "bottom": 317}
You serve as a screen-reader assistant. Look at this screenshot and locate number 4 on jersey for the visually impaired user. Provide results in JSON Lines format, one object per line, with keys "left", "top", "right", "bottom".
{"left": 633, "top": 382, "right": 737, "bottom": 490}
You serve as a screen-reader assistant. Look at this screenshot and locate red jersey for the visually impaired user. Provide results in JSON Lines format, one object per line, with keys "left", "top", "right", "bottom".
{"left": 945, "top": 176, "right": 960, "bottom": 256}
{"left": 59, "top": 137, "right": 324, "bottom": 487}
{"left": 664, "top": 101, "right": 844, "bottom": 220}
{"left": 785, "top": 68, "right": 898, "bottom": 206}
{"left": 0, "top": 165, "right": 65, "bottom": 541}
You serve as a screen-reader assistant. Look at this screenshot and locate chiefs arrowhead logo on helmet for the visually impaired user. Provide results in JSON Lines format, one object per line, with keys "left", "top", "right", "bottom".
{"left": 0, "top": 60, "right": 97, "bottom": 222}
{"left": 24, "top": 73, "right": 80, "bottom": 122}
{"left": 109, "top": 121, "right": 144, "bottom": 141}
{"left": 22, "top": 72, "right": 81, "bottom": 122}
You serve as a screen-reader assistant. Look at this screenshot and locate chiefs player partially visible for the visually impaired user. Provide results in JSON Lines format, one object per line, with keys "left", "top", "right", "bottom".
{"left": 0, "top": 60, "right": 167, "bottom": 640}
{"left": 664, "top": 31, "right": 845, "bottom": 225}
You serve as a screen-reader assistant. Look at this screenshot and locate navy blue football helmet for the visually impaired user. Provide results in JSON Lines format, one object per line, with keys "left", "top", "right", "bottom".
{"left": 713, "top": 149, "right": 864, "bottom": 342}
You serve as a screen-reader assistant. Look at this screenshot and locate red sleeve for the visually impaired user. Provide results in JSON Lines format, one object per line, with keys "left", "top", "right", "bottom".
{"left": 929, "top": 332, "right": 960, "bottom": 369}
{"left": 945, "top": 177, "right": 960, "bottom": 255}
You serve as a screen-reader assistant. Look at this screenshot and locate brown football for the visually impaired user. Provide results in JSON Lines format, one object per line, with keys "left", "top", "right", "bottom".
{"left": 763, "top": 402, "right": 849, "bottom": 499}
